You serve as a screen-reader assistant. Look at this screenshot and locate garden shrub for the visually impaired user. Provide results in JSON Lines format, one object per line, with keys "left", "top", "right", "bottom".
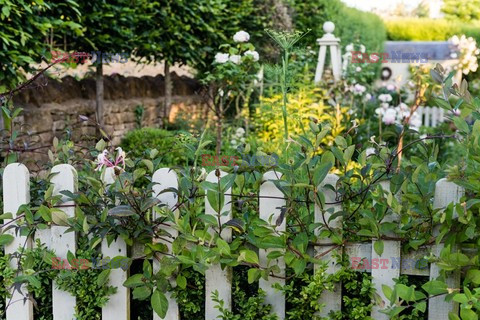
{"left": 255, "top": 83, "right": 349, "bottom": 153}
{"left": 385, "top": 18, "right": 480, "bottom": 43}
{"left": 120, "top": 128, "right": 187, "bottom": 166}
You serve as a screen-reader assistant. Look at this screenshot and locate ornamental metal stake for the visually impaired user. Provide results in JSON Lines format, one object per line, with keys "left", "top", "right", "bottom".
{"left": 314, "top": 21, "right": 342, "bottom": 84}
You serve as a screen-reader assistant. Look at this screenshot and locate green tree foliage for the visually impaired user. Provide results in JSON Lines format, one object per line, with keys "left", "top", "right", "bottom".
{"left": 288, "top": 0, "right": 386, "bottom": 52}
{"left": 0, "top": 0, "right": 81, "bottom": 91}
{"left": 442, "top": 0, "right": 480, "bottom": 22}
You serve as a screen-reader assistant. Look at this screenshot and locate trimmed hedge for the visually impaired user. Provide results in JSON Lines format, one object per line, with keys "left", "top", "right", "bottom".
{"left": 120, "top": 128, "right": 186, "bottom": 166}
{"left": 290, "top": 0, "right": 386, "bottom": 52}
{"left": 385, "top": 18, "right": 480, "bottom": 43}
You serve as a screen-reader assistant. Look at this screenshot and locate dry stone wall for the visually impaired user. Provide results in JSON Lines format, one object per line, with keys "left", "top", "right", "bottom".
{"left": 12, "top": 73, "right": 205, "bottom": 146}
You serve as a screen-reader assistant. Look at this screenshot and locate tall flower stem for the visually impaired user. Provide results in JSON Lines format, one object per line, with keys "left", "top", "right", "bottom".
{"left": 281, "top": 49, "right": 289, "bottom": 141}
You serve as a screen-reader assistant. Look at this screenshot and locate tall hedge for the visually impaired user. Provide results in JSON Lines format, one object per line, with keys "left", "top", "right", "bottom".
{"left": 385, "top": 18, "right": 480, "bottom": 43}
{"left": 289, "top": 0, "right": 386, "bottom": 52}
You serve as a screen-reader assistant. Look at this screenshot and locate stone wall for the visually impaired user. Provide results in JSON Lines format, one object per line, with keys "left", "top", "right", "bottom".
{"left": 12, "top": 73, "right": 205, "bottom": 146}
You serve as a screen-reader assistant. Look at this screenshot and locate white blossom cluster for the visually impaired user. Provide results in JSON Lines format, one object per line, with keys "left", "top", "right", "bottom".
{"left": 214, "top": 31, "right": 259, "bottom": 65}
{"left": 449, "top": 35, "right": 480, "bottom": 75}
{"left": 230, "top": 127, "right": 246, "bottom": 149}
{"left": 375, "top": 95, "right": 422, "bottom": 130}
{"left": 342, "top": 43, "right": 366, "bottom": 72}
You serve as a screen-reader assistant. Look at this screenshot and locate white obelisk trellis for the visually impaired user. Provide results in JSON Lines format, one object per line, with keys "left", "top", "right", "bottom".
{"left": 259, "top": 171, "right": 286, "bottom": 319}
{"left": 3, "top": 163, "right": 33, "bottom": 320}
{"left": 314, "top": 21, "right": 342, "bottom": 84}
{"left": 152, "top": 168, "right": 180, "bottom": 320}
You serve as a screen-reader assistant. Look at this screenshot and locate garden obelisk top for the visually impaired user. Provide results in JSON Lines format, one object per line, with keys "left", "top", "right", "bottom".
{"left": 314, "top": 21, "right": 342, "bottom": 84}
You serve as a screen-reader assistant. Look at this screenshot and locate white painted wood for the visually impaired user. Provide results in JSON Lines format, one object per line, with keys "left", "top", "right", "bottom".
{"left": 424, "top": 107, "right": 431, "bottom": 127}
{"left": 3, "top": 163, "right": 33, "bottom": 320}
{"left": 429, "top": 179, "right": 464, "bottom": 320}
{"left": 330, "top": 45, "right": 341, "bottom": 81}
{"left": 204, "top": 170, "right": 232, "bottom": 319}
{"left": 371, "top": 180, "right": 400, "bottom": 320}
{"left": 314, "top": 45, "right": 327, "bottom": 84}
{"left": 51, "top": 164, "right": 77, "bottom": 320}
{"left": 259, "top": 171, "right": 286, "bottom": 319}
{"left": 315, "top": 174, "right": 342, "bottom": 316}
{"left": 101, "top": 167, "right": 129, "bottom": 320}
{"left": 152, "top": 168, "right": 179, "bottom": 320}
{"left": 431, "top": 107, "right": 438, "bottom": 127}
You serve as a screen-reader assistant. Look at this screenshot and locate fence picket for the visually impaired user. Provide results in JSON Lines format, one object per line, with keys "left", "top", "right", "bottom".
{"left": 315, "top": 173, "right": 342, "bottom": 316}
{"left": 152, "top": 168, "right": 180, "bottom": 320}
{"left": 428, "top": 179, "right": 464, "bottom": 320}
{"left": 101, "top": 167, "right": 129, "bottom": 320}
{"left": 204, "top": 170, "right": 232, "bottom": 319}
{"left": 50, "top": 164, "right": 77, "bottom": 320}
{"left": 3, "top": 163, "right": 33, "bottom": 320}
{"left": 259, "top": 171, "right": 286, "bottom": 318}
{"left": 371, "top": 180, "right": 401, "bottom": 320}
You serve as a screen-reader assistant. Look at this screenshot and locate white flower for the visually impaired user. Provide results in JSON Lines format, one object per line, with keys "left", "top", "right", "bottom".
{"left": 346, "top": 44, "right": 354, "bottom": 52}
{"left": 450, "top": 52, "right": 458, "bottom": 59}
{"left": 235, "top": 127, "right": 245, "bottom": 137}
{"left": 233, "top": 31, "right": 250, "bottom": 43}
{"left": 379, "top": 94, "right": 393, "bottom": 102}
{"left": 386, "top": 84, "right": 396, "bottom": 91}
{"left": 231, "top": 139, "right": 237, "bottom": 145}
{"left": 353, "top": 83, "right": 366, "bottom": 95}
{"left": 244, "top": 50, "right": 259, "bottom": 61}
{"left": 214, "top": 53, "right": 229, "bottom": 64}
{"left": 380, "top": 102, "right": 390, "bottom": 110}
{"left": 360, "top": 45, "right": 366, "bottom": 53}
{"left": 229, "top": 54, "right": 241, "bottom": 64}
{"left": 409, "top": 112, "right": 422, "bottom": 130}
{"left": 383, "top": 109, "right": 397, "bottom": 125}
{"left": 356, "top": 67, "right": 362, "bottom": 72}
{"left": 365, "top": 93, "right": 372, "bottom": 101}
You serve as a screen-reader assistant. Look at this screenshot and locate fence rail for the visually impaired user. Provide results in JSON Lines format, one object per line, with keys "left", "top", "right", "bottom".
{"left": 1, "top": 163, "right": 463, "bottom": 319}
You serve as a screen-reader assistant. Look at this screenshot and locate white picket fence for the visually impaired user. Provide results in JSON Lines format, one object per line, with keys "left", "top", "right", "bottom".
{"left": 1, "top": 163, "right": 465, "bottom": 320}
{"left": 418, "top": 106, "right": 445, "bottom": 128}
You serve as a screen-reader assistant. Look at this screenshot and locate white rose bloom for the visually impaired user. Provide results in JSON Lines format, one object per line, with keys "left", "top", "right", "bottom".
{"left": 346, "top": 44, "right": 354, "bottom": 52}
{"left": 244, "top": 50, "right": 259, "bottom": 61}
{"left": 386, "top": 84, "right": 395, "bottom": 91}
{"left": 375, "top": 107, "right": 384, "bottom": 116}
{"left": 409, "top": 112, "right": 422, "bottom": 130}
{"left": 215, "top": 53, "right": 229, "bottom": 64}
{"left": 236, "top": 127, "right": 245, "bottom": 137}
{"left": 356, "top": 66, "right": 362, "bottom": 72}
{"left": 383, "top": 109, "right": 397, "bottom": 125}
{"left": 365, "top": 93, "right": 372, "bottom": 101}
{"left": 231, "top": 139, "right": 237, "bottom": 145}
{"left": 380, "top": 102, "right": 390, "bottom": 110}
{"left": 360, "top": 45, "right": 366, "bottom": 53}
{"left": 229, "top": 54, "right": 242, "bottom": 64}
{"left": 233, "top": 31, "right": 250, "bottom": 43}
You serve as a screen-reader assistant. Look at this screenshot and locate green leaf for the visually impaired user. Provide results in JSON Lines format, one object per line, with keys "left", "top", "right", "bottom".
{"left": 216, "top": 238, "right": 231, "bottom": 256}
{"left": 460, "top": 309, "right": 478, "bottom": 320}
{"left": 108, "top": 205, "right": 136, "bottom": 217}
{"left": 0, "top": 212, "right": 13, "bottom": 220}
{"left": 465, "top": 269, "right": 480, "bottom": 285}
{"left": 133, "top": 286, "right": 152, "bottom": 300}
{"left": 374, "top": 240, "right": 384, "bottom": 256}
{"left": 151, "top": 289, "right": 168, "bottom": 319}
{"left": 414, "top": 301, "right": 426, "bottom": 313}
{"left": 422, "top": 280, "right": 448, "bottom": 296}
{"left": 382, "top": 284, "right": 393, "bottom": 302}
{"left": 0, "top": 234, "right": 14, "bottom": 246}
{"left": 247, "top": 268, "right": 260, "bottom": 284}
{"left": 123, "top": 274, "right": 145, "bottom": 288}
{"left": 51, "top": 209, "right": 69, "bottom": 226}
{"left": 176, "top": 275, "right": 186, "bottom": 289}
{"left": 313, "top": 162, "right": 332, "bottom": 186}
{"left": 396, "top": 284, "right": 415, "bottom": 302}
{"left": 239, "top": 250, "right": 259, "bottom": 265}
{"left": 97, "top": 269, "right": 111, "bottom": 286}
